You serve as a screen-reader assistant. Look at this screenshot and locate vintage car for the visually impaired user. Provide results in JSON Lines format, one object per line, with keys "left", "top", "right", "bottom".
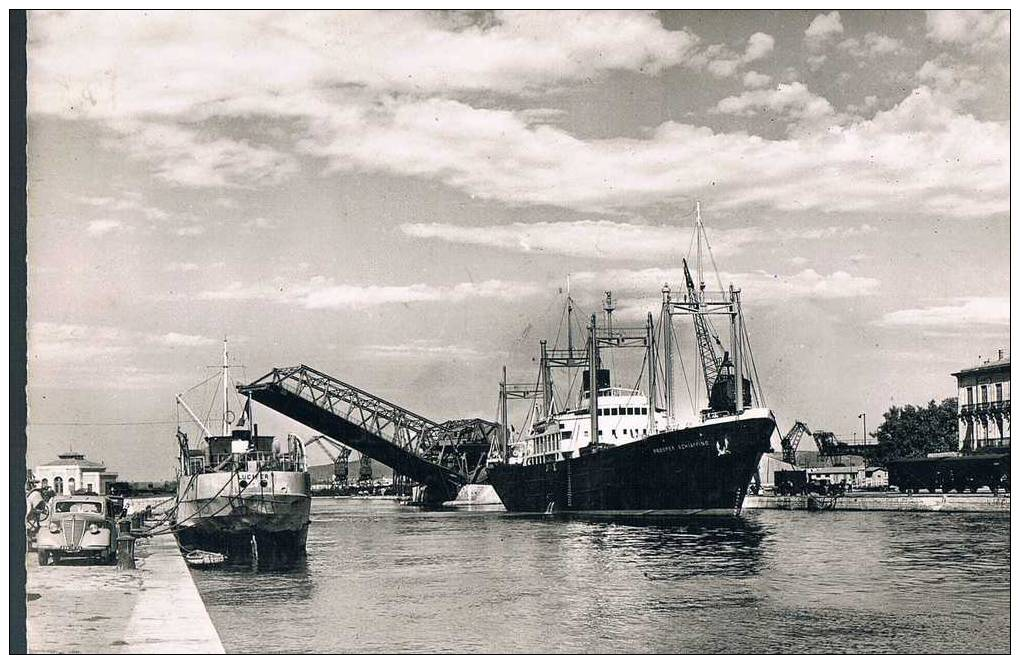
{"left": 36, "top": 495, "right": 121, "bottom": 565}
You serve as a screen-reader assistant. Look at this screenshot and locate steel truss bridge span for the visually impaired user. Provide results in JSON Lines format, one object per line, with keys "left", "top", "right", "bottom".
{"left": 238, "top": 365, "right": 491, "bottom": 504}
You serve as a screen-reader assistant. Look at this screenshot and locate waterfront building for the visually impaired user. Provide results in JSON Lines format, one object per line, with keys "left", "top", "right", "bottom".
{"left": 861, "top": 466, "right": 888, "bottom": 489}
{"left": 953, "top": 351, "right": 1010, "bottom": 452}
{"left": 806, "top": 465, "right": 864, "bottom": 488}
{"left": 755, "top": 453, "right": 796, "bottom": 491}
{"left": 33, "top": 451, "right": 118, "bottom": 495}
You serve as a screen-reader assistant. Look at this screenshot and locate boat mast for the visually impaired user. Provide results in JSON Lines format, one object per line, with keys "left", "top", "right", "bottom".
{"left": 566, "top": 274, "right": 573, "bottom": 356}
{"left": 646, "top": 312, "right": 656, "bottom": 434}
{"left": 730, "top": 285, "right": 743, "bottom": 413}
{"left": 588, "top": 314, "right": 599, "bottom": 446}
{"left": 661, "top": 284, "right": 673, "bottom": 424}
{"left": 221, "top": 337, "right": 230, "bottom": 437}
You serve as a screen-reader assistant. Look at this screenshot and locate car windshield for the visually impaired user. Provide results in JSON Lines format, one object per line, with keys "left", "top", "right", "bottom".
{"left": 54, "top": 501, "right": 103, "bottom": 514}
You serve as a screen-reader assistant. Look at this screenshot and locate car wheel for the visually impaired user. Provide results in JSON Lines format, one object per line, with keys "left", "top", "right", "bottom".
{"left": 37, "top": 550, "right": 49, "bottom": 566}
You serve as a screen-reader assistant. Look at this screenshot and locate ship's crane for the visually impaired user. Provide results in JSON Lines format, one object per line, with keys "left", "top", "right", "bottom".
{"left": 682, "top": 257, "right": 725, "bottom": 394}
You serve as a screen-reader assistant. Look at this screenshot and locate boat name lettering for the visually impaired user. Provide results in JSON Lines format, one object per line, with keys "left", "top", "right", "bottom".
{"left": 652, "top": 439, "right": 712, "bottom": 454}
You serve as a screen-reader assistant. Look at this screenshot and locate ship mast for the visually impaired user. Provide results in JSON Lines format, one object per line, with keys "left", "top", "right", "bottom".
{"left": 566, "top": 274, "right": 573, "bottom": 356}
{"left": 221, "top": 337, "right": 230, "bottom": 437}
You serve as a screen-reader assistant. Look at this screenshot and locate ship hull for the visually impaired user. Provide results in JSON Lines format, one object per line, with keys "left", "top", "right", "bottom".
{"left": 488, "top": 415, "right": 774, "bottom": 516}
{"left": 174, "top": 470, "right": 311, "bottom": 567}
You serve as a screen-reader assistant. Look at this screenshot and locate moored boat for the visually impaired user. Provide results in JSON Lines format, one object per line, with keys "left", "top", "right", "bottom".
{"left": 173, "top": 340, "right": 311, "bottom": 567}
{"left": 488, "top": 203, "right": 777, "bottom": 516}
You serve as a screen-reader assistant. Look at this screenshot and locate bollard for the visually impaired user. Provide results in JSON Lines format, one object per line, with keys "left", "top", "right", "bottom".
{"left": 116, "top": 535, "right": 136, "bottom": 570}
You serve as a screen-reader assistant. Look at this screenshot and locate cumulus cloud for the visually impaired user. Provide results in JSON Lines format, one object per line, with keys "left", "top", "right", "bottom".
{"left": 700, "top": 32, "right": 775, "bottom": 78}
{"left": 742, "top": 71, "right": 772, "bottom": 88}
{"left": 29, "top": 10, "right": 699, "bottom": 115}
{"left": 106, "top": 119, "right": 299, "bottom": 188}
{"left": 805, "top": 11, "right": 844, "bottom": 44}
{"left": 876, "top": 297, "right": 1009, "bottom": 328}
{"left": 200, "top": 276, "right": 542, "bottom": 309}
{"left": 714, "top": 82, "right": 836, "bottom": 121}
{"left": 744, "top": 32, "right": 775, "bottom": 62}
{"left": 838, "top": 33, "right": 905, "bottom": 57}
{"left": 925, "top": 10, "right": 1009, "bottom": 49}
{"left": 297, "top": 90, "right": 1006, "bottom": 217}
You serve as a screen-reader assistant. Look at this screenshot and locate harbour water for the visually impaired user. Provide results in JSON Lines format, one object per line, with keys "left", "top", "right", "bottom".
{"left": 191, "top": 498, "right": 1009, "bottom": 653}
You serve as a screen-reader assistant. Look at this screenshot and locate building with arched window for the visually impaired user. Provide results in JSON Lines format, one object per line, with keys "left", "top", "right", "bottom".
{"left": 953, "top": 351, "right": 1010, "bottom": 452}
{"left": 33, "top": 451, "right": 118, "bottom": 495}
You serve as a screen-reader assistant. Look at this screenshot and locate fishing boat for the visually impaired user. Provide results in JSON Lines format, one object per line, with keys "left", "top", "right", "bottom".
{"left": 173, "top": 340, "right": 311, "bottom": 567}
{"left": 488, "top": 203, "right": 777, "bottom": 516}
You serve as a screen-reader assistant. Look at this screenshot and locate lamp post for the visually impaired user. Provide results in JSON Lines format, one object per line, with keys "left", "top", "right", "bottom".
{"left": 858, "top": 413, "right": 867, "bottom": 445}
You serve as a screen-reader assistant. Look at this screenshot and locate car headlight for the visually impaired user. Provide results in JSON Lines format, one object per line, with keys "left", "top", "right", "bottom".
{"left": 89, "top": 523, "right": 101, "bottom": 535}
{"left": 48, "top": 522, "right": 61, "bottom": 533}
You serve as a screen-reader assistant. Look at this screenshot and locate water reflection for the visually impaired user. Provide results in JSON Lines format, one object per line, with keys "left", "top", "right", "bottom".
{"left": 192, "top": 500, "right": 1009, "bottom": 654}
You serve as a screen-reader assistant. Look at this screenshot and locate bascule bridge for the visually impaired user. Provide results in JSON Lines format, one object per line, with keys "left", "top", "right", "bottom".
{"left": 238, "top": 365, "right": 496, "bottom": 504}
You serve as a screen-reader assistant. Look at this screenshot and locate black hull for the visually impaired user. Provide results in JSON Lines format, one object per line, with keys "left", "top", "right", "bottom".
{"left": 175, "top": 525, "right": 308, "bottom": 569}
{"left": 489, "top": 415, "right": 774, "bottom": 515}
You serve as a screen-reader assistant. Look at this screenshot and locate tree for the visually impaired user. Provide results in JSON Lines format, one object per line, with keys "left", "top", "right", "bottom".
{"left": 873, "top": 397, "right": 959, "bottom": 462}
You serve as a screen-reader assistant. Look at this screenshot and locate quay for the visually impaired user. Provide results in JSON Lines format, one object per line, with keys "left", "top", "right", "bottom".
{"left": 27, "top": 522, "right": 222, "bottom": 653}
{"left": 743, "top": 492, "right": 1009, "bottom": 513}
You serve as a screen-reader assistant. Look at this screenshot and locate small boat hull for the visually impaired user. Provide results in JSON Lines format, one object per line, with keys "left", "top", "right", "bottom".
{"left": 175, "top": 470, "right": 311, "bottom": 567}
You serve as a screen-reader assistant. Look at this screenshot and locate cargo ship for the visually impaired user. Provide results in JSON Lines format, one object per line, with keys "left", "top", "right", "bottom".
{"left": 488, "top": 204, "right": 776, "bottom": 515}
{"left": 173, "top": 340, "right": 311, "bottom": 567}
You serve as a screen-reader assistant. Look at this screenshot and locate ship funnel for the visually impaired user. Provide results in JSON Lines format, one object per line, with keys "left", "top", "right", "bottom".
{"left": 582, "top": 369, "right": 611, "bottom": 394}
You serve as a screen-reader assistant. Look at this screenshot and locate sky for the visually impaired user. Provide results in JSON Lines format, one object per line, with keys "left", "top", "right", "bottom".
{"left": 25, "top": 10, "right": 1010, "bottom": 479}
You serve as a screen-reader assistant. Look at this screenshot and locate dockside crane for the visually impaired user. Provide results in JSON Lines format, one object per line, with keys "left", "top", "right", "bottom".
{"left": 305, "top": 434, "right": 352, "bottom": 492}
{"left": 780, "top": 420, "right": 880, "bottom": 465}
{"left": 780, "top": 421, "right": 812, "bottom": 465}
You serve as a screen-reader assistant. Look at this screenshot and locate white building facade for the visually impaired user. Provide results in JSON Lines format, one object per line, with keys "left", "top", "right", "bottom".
{"left": 33, "top": 451, "right": 118, "bottom": 496}
{"left": 953, "top": 353, "right": 1010, "bottom": 452}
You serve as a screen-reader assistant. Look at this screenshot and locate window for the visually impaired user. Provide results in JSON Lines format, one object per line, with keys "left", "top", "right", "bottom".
{"left": 967, "top": 387, "right": 974, "bottom": 405}
{"left": 86, "top": 483, "right": 93, "bottom": 493}
{"left": 68, "top": 478, "right": 76, "bottom": 493}
{"left": 981, "top": 385, "right": 988, "bottom": 403}
{"left": 611, "top": 430, "right": 617, "bottom": 437}
{"left": 611, "top": 408, "right": 618, "bottom": 416}
{"left": 55, "top": 501, "right": 102, "bottom": 514}
{"left": 996, "top": 383, "right": 1003, "bottom": 402}
{"left": 53, "top": 476, "right": 63, "bottom": 495}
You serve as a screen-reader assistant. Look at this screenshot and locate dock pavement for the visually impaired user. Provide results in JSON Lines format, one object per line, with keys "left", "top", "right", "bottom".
{"left": 26, "top": 531, "right": 223, "bottom": 653}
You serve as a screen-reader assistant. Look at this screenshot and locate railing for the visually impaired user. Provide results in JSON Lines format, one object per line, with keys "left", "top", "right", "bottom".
{"left": 960, "top": 400, "right": 1010, "bottom": 415}
{"left": 975, "top": 438, "right": 1011, "bottom": 449}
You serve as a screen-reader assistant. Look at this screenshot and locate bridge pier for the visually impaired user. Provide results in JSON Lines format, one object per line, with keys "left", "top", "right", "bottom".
{"left": 408, "top": 483, "right": 460, "bottom": 507}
